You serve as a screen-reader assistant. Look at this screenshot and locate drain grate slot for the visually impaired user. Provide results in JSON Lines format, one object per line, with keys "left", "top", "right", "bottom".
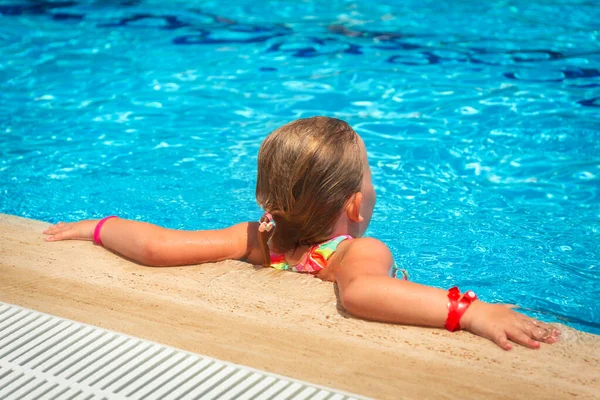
{"left": 0, "top": 302, "right": 368, "bottom": 400}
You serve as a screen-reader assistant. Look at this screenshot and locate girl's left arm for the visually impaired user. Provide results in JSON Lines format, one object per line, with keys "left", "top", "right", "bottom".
{"left": 333, "top": 238, "right": 560, "bottom": 350}
{"left": 44, "top": 219, "right": 260, "bottom": 266}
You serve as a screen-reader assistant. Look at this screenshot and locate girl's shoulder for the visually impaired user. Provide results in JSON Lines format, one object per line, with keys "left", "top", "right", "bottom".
{"left": 341, "top": 237, "right": 393, "bottom": 264}
{"left": 319, "top": 237, "right": 394, "bottom": 281}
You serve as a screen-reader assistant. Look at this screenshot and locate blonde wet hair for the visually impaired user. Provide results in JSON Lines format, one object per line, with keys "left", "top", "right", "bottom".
{"left": 256, "top": 116, "right": 363, "bottom": 267}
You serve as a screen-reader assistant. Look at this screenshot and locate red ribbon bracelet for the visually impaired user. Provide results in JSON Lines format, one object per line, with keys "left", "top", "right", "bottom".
{"left": 445, "top": 286, "right": 478, "bottom": 332}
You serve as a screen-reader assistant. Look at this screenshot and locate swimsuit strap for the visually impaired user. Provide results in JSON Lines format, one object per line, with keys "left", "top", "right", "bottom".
{"left": 313, "top": 234, "right": 353, "bottom": 260}
{"left": 390, "top": 262, "right": 410, "bottom": 281}
{"left": 269, "top": 234, "right": 353, "bottom": 273}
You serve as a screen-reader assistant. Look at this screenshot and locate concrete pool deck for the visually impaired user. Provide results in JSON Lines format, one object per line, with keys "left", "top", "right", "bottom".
{"left": 1, "top": 213, "right": 599, "bottom": 399}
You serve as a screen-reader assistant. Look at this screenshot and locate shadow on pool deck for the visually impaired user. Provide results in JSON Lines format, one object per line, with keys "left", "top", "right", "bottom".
{"left": 1, "top": 213, "right": 599, "bottom": 399}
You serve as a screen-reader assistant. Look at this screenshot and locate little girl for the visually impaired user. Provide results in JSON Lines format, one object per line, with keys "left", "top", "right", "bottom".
{"left": 44, "top": 116, "right": 560, "bottom": 350}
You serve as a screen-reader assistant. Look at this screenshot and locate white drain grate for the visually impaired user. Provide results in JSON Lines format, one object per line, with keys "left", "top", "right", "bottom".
{"left": 0, "top": 302, "right": 369, "bottom": 400}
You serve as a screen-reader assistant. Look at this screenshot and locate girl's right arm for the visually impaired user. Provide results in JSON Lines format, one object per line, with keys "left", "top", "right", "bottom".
{"left": 332, "top": 238, "right": 560, "bottom": 350}
{"left": 44, "top": 219, "right": 263, "bottom": 266}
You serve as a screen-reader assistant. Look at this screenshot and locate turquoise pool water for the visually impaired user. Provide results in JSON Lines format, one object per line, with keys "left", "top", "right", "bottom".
{"left": 1, "top": 0, "right": 599, "bottom": 334}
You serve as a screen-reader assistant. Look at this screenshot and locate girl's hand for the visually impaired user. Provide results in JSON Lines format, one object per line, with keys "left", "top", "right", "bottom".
{"left": 462, "top": 301, "right": 560, "bottom": 350}
{"left": 43, "top": 220, "right": 98, "bottom": 242}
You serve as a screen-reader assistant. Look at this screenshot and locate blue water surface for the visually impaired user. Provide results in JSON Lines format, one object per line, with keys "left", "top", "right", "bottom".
{"left": 1, "top": 0, "right": 599, "bottom": 334}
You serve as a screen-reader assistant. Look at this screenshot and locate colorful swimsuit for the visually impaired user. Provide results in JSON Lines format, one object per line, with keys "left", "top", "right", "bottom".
{"left": 269, "top": 235, "right": 352, "bottom": 274}
{"left": 269, "top": 234, "right": 409, "bottom": 280}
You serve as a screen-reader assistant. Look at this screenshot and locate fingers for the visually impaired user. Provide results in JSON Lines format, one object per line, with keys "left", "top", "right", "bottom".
{"left": 546, "top": 327, "right": 561, "bottom": 343}
{"left": 492, "top": 331, "right": 513, "bottom": 351}
{"left": 45, "top": 234, "right": 59, "bottom": 241}
{"left": 44, "top": 223, "right": 75, "bottom": 241}
{"left": 538, "top": 329, "right": 560, "bottom": 344}
{"left": 507, "top": 328, "right": 541, "bottom": 349}
{"left": 520, "top": 318, "right": 560, "bottom": 344}
{"left": 43, "top": 222, "right": 70, "bottom": 235}
{"left": 45, "top": 231, "right": 70, "bottom": 241}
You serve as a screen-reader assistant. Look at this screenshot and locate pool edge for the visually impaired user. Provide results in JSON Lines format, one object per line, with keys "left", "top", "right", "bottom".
{"left": 1, "top": 213, "right": 599, "bottom": 399}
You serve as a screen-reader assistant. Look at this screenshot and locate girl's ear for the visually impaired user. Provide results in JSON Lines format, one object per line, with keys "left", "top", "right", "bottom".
{"left": 346, "top": 192, "right": 365, "bottom": 223}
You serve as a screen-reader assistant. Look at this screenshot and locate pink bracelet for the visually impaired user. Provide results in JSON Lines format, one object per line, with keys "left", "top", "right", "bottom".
{"left": 93, "top": 216, "right": 118, "bottom": 246}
